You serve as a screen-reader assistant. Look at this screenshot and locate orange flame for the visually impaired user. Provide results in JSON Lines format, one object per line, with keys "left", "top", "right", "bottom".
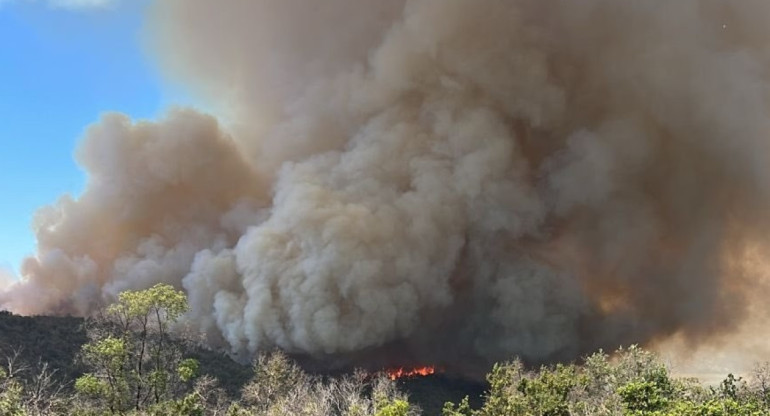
{"left": 386, "top": 366, "right": 436, "bottom": 380}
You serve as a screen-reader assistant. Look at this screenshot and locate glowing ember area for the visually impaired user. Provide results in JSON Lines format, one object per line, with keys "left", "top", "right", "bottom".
{"left": 386, "top": 366, "right": 436, "bottom": 380}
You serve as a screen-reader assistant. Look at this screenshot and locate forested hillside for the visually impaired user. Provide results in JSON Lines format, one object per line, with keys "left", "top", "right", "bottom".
{"left": 2, "top": 286, "right": 770, "bottom": 415}
{"left": 0, "top": 310, "right": 253, "bottom": 395}
{"left": 0, "top": 291, "right": 484, "bottom": 415}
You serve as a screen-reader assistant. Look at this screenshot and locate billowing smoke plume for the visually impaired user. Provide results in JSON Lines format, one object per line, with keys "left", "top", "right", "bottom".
{"left": 3, "top": 0, "right": 770, "bottom": 369}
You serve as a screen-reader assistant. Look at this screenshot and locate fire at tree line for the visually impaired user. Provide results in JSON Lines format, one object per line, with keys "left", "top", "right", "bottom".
{"left": 0, "top": 284, "right": 767, "bottom": 415}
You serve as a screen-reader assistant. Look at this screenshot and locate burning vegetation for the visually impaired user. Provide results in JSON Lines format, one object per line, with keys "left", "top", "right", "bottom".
{"left": 386, "top": 366, "right": 437, "bottom": 381}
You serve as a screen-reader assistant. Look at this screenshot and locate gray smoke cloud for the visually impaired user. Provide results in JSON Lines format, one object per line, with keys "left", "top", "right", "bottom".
{"left": 3, "top": 0, "right": 770, "bottom": 369}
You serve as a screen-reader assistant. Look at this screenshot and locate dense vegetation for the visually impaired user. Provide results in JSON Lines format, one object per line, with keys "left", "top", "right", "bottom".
{"left": 443, "top": 347, "right": 770, "bottom": 416}
{"left": 2, "top": 284, "right": 769, "bottom": 415}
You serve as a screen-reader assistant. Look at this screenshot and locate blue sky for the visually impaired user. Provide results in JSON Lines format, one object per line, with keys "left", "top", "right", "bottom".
{"left": 0, "top": 0, "right": 167, "bottom": 274}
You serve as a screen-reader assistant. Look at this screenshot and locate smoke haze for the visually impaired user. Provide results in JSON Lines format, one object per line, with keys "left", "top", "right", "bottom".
{"left": 3, "top": 0, "right": 770, "bottom": 370}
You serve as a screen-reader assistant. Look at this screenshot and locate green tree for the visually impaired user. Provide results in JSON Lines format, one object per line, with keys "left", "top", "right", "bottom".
{"left": 75, "top": 283, "right": 198, "bottom": 414}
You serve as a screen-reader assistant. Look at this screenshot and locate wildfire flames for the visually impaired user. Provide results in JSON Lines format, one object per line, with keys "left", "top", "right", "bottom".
{"left": 385, "top": 366, "right": 436, "bottom": 380}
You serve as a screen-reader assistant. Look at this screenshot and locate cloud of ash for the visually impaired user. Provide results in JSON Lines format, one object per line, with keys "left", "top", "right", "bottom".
{"left": 3, "top": 0, "right": 770, "bottom": 369}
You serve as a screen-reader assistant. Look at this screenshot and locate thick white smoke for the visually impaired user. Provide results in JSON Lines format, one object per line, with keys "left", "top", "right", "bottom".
{"left": 3, "top": 0, "right": 770, "bottom": 368}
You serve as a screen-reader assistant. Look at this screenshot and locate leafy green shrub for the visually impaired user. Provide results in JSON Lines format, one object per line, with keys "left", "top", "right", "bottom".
{"left": 376, "top": 399, "right": 411, "bottom": 416}
{"left": 618, "top": 380, "right": 669, "bottom": 413}
{"left": 0, "top": 366, "right": 26, "bottom": 416}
